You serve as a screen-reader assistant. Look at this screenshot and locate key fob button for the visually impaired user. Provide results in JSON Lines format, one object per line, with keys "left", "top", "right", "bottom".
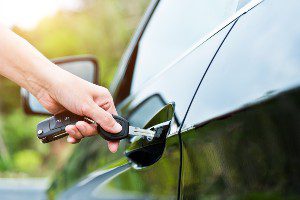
{"left": 50, "top": 116, "right": 64, "bottom": 129}
{"left": 55, "top": 119, "right": 64, "bottom": 128}
{"left": 62, "top": 116, "right": 71, "bottom": 126}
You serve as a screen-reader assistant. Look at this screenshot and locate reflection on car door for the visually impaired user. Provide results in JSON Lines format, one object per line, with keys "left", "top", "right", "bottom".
{"left": 180, "top": 0, "right": 300, "bottom": 199}
{"left": 48, "top": 0, "right": 247, "bottom": 199}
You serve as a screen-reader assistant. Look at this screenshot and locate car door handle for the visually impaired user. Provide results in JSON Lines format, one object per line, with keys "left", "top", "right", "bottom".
{"left": 124, "top": 103, "right": 175, "bottom": 167}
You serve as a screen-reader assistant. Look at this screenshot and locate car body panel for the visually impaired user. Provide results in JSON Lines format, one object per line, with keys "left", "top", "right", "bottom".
{"left": 180, "top": 0, "right": 300, "bottom": 198}
{"left": 48, "top": 21, "right": 237, "bottom": 200}
{"left": 117, "top": 23, "right": 235, "bottom": 124}
{"left": 181, "top": 88, "right": 300, "bottom": 199}
{"left": 52, "top": 103, "right": 179, "bottom": 200}
{"left": 48, "top": 0, "right": 300, "bottom": 199}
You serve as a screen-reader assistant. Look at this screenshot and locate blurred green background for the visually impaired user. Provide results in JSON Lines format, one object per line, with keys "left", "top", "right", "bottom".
{"left": 0, "top": 0, "right": 149, "bottom": 177}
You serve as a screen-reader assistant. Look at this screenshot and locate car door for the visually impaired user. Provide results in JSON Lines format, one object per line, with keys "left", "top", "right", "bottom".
{"left": 179, "top": 0, "right": 300, "bottom": 199}
{"left": 48, "top": 0, "right": 243, "bottom": 199}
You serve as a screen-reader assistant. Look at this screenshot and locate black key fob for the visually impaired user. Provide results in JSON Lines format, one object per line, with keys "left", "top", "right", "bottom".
{"left": 37, "top": 111, "right": 130, "bottom": 143}
{"left": 37, "top": 111, "right": 84, "bottom": 143}
{"left": 97, "top": 115, "right": 129, "bottom": 141}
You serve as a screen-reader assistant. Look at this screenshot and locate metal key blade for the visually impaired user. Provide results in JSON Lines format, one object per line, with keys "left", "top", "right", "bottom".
{"left": 128, "top": 126, "right": 155, "bottom": 138}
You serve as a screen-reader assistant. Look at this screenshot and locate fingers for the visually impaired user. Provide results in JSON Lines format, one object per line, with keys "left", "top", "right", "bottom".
{"left": 65, "top": 87, "right": 121, "bottom": 153}
{"left": 65, "top": 125, "right": 84, "bottom": 140}
{"left": 75, "top": 121, "right": 97, "bottom": 137}
{"left": 49, "top": 106, "right": 65, "bottom": 115}
{"left": 94, "top": 96, "right": 118, "bottom": 115}
{"left": 82, "top": 101, "right": 122, "bottom": 134}
{"left": 66, "top": 122, "right": 119, "bottom": 153}
{"left": 67, "top": 136, "right": 80, "bottom": 144}
{"left": 93, "top": 93, "right": 120, "bottom": 152}
{"left": 108, "top": 141, "right": 119, "bottom": 153}
{"left": 65, "top": 122, "right": 97, "bottom": 138}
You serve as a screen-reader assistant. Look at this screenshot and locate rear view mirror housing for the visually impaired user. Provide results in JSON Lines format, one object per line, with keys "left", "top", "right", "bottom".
{"left": 21, "top": 55, "right": 99, "bottom": 116}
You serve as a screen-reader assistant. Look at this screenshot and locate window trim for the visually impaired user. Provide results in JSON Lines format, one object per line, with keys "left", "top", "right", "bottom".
{"left": 110, "top": 0, "right": 160, "bottom": 102}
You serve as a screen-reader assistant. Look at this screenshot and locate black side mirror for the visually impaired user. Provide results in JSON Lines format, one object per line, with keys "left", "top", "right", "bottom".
{"left": 21, "top": 55, "right": 99, "bottom": 115}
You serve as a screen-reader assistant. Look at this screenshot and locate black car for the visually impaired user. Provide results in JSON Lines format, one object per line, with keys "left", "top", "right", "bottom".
{"left": 22, "top": 0, "right": 300, "bottom": 199}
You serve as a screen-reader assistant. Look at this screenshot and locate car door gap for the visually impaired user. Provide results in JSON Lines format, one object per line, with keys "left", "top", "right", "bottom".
{"left": 176, "top": 18, "right": 240, "bottom": 200}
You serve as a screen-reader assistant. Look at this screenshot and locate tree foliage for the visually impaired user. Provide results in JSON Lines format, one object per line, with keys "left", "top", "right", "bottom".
{"left": 0, "top": 0, "right": 149, "bottom": 176}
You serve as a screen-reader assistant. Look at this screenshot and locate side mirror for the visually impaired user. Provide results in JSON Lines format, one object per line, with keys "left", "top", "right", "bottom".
{"left": 21, "top": 55, "right": 99, "bottom": 115}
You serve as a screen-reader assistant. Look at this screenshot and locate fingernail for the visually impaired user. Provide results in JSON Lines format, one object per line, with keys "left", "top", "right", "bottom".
{"left": 112, "top": 123, "right": 122, "bottom": 133}
{"left": 108, "top": 144, "right": 118, "bottom": 153}
{"left": 67, "top": 136, "right": 73, "bottom": 143}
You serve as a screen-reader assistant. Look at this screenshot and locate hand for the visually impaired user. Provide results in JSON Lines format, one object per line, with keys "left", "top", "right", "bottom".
{"left": 0, "top": 26, "right": 121, "bottom": 152}
{"left": 35, "top": 67, "right": 122, "bottom": 153}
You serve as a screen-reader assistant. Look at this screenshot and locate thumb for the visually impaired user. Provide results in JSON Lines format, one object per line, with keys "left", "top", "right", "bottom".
{"left": 82, "top": 101, "right": 122, "bottom": 133}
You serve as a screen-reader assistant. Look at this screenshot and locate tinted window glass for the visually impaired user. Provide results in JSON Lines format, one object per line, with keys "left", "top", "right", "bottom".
{"left": 130, "top": 0, "right": 239, "bottom": 93}
{"left": 184, "top": 0, "right": 300, "bottom": 127}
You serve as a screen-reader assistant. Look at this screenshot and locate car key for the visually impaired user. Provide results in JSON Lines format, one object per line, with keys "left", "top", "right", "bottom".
{"left": 37, "top": 111, "right": 86, "bottom": 143}
{"left": 36, "top": 111, "right": 156, "bottom": 143}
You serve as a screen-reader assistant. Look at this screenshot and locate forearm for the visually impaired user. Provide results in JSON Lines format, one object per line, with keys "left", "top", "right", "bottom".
{"left": 0, "top": 25, "right": 121, "bottom": 151}
{"left": 0, "top": 24, "right": 59, "bottom": 96}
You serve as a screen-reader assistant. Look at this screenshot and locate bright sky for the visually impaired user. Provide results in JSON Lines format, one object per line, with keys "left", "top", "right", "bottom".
{"left": 0, "top": 0, "right": 81, "bottom": 29}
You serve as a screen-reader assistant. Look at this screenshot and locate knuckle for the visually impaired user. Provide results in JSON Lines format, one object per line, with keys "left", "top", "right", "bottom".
{"left": 102, "top": 113, "right": 115, "bottom": 128}
{"left": 102, "top": 87, "right": 110, "bottom": 95}
{"left": 81, "top": 102, "right": 92, "bottom": 115}
{"left": 74, "top": 131, "right": 83, "bottom": 139}
{"left": 66, "top": 125, "right": 75, "bottom": 133}
{"left": 102, "top": 88, "right": 112, "bottom": 99}
{"left": 107, "top": 96, "right": 114, "bottom": 105}
{"left": 76, "top": 122, "right": 86, "bottom": 133}
{"left": 102, "top": 101, "right": 112, "bottom": 111}
{"left": 65, "top": 125, "right": 72, "bottom": 131}
{"left": 107, "top": 93, "right": 113, "bottom": 101}
{"left": 86, "top": 127, "right": 96, "bottom": 135}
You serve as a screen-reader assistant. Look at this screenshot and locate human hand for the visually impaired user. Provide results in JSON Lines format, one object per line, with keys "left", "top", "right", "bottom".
{"left": 35, "top": 66, "right": 122, "bottom": 153}
{"left": 0, "top": 25, "right": 121, "bottom": 152}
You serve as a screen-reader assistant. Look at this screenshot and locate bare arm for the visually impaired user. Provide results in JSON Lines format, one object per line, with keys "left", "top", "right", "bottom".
{"left": 0, "top": 24, "right": 121, "bottom": 152}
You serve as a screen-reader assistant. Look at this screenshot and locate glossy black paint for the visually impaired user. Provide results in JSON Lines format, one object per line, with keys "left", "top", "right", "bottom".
{"left": 51, "top": 103, "right": 179, "bottom": 200}
{"left": 129, "top": 0, "right": 238, "bottom": 94}
{"left": 49, "top": 20, "right": 235, "bottom": 196}
{"left": 182, "top": 0, "right": 300, "bottom": 128}
{"left": 125, "top": 103, "right": 173, "bottom": 167}
{"left": 47, "top": 0, "right": 300, "bottom": 199}
{"left": 117, "top": 23, "right": 235, "bottom": 123}
{"left": 181, "top": 0, "right": 300, "bottom": 198}
{"left": 181, "top": 88, "right": 300, "bottom": 199}
{"left": 112, "top": 0, "right": 239, "bottom": 104}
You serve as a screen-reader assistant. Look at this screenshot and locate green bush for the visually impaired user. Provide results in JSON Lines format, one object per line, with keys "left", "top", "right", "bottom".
{"left": 13, "top": 150, "right": 42, "bottom": 174}
{"left": 0, "top": 0, "right": 149, "bottom": 176}
{"left": 2, "top": 109, "right": 44, "bottom": 154}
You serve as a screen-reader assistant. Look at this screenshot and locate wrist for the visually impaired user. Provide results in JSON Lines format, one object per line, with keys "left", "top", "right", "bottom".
{"left": 35, "top": 63, "right": 81, "bottom": 99}
{"left": 25, "top": 61, "right": 60, "bottom": 98}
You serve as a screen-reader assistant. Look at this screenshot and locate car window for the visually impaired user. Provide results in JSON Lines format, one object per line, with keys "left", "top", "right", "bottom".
{"left": 236, "top": 0, "right": 252, "bottom": 10}
{"left": 183, "top": 0, "right": 300, "bottom": 127}
{"left": 130, "top": 0, "right": 239, "bottom": 93}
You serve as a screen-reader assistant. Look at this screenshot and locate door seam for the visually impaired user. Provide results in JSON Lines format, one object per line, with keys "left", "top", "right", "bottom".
{"left": 176, "top": 18, "right": 240, "bottom": 200}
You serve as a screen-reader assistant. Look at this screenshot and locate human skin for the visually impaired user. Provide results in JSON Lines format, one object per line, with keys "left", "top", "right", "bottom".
{"left": 0, "top": 24, "right": 121, "bottom": 153}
